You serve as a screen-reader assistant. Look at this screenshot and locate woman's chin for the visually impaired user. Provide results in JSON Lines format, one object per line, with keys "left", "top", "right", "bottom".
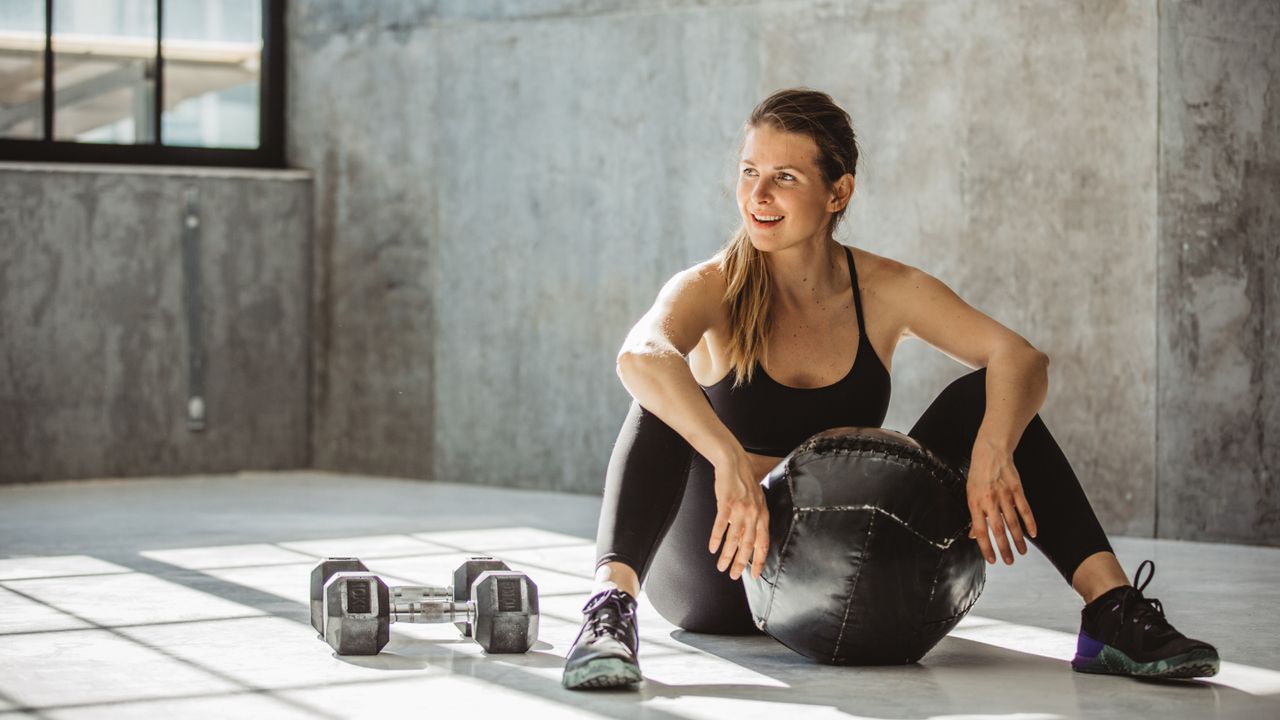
{"left": 747, "top": 234, "right": 783, "bottom": 252}
{"left": 748, "top": 230, "right": 831, "bottom": 253}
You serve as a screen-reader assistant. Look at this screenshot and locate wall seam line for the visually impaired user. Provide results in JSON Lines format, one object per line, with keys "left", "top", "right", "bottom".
{"left": 1153, "top": 0, "right": 1162, "bottom": 540}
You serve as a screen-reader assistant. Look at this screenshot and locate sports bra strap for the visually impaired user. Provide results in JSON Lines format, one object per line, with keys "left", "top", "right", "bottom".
{"left": 845, "top": 246, "right": 868, "bottom": 338}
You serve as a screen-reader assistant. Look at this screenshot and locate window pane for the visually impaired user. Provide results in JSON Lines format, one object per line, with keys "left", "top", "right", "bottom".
{"left": 0, "top": 0, "right": 46, "bottom": 139}
{"left": 52, "top": 0, "right": 158, "bottom": 144}
{"left": 161, "top": 0, "right": 261, "bottom": 149}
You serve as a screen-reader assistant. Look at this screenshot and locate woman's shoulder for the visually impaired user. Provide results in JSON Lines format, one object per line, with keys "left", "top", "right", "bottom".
{"left": 847, "top": 245, "right": 915, "bottom": 288}
{"left": 646, "top": 257, "right": 730, "bottom": 329}
{"left": 662, "top": 256, "right": 729, "bottom": 302}
{"left": 688, "top": 256, "right": 728, "bottom": 283}
{"left": 847, "top": 247, "right": 960, "bottom": 337}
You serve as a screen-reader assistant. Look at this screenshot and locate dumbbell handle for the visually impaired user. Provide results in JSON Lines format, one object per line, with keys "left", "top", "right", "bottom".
{"left": 389, "top": 585, "right": 475, "bottom": 625}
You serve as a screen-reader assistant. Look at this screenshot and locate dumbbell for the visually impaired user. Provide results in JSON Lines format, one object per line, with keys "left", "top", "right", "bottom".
{"left": 309, "top": 556, "right": 508, "bottom": 638}
{"left": 309, "top": 557, "right": 539, "bottom": 655}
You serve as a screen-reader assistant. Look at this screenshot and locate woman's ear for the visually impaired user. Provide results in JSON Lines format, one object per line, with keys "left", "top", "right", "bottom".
{"left": 828, "top": 174, "right": 855, "bottom": 212}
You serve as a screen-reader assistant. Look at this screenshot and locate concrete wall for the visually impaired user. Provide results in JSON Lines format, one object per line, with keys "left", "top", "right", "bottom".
{"left": 288, "top": 4, "right": 438, "bottom": 479}
{"left": 289, "top": 1, "right": 1275, "bottom": 544}
{"left": 1157, "top": 0, "right": 1279, "bottom": 544}
{"left": 0, "top": 164, "right": 312, "bottom": 483}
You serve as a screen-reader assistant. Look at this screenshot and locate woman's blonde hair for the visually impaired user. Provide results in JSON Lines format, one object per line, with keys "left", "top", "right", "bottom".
{"left": 715, "top": 88, "right": 861, "bottom": 387}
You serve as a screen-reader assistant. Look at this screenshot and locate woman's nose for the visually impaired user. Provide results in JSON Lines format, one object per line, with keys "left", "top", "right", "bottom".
{"left": 750, "top": 179, "right": 772, "bottom": 203}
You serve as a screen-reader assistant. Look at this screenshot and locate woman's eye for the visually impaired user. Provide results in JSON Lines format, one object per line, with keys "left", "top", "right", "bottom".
{"left": 779, "top": 173, "right": 795, "bottom": 182}
{"left": 741, "top": 168, "right": 756, "bottom": 177}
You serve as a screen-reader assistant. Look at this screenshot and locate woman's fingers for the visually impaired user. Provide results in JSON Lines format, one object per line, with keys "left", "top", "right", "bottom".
{"left": 750, "top": 514, "right": 769, "bottom": 579}
{"left": 969, "top": 505, "right": 994, "bottom": 564}
{"left": 997, "top": 465, "right": 1032, "bottom": 556}
{"left": 730, "top": 525, "right": 755, "bottom": 580}
{"left": 1012, "top": 486, "right": 1038, "bottom": 538}
{"left": 971, "top": 500, "right": 1013, "bottom": 564}
{"left": 1001, "top": 465, "right": 1034, "bottom": 549}
{"left": 998, "top": 497, "right": 1029, "bottom": 550}
{"left": 987, "top": 506, "right": 1014, "bottom": 564}
{"left": 712, "top": 500, "right": 770, "bottom": 577}
{"left": 717, "top": 524, "right": 742, "bottom": 571}
{"left": 710, "top": 459, "right": 773, "bottom": 578}
{"left": 1000, "top": 494, "right": 1027, "bottom": 555}
{"left": 708, "top": 508, "right": 731, "bottom": 554}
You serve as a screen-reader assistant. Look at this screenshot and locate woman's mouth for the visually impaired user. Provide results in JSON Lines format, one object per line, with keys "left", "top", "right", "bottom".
{"left": 751, "top": 213, "right": 784, "bottom": 228}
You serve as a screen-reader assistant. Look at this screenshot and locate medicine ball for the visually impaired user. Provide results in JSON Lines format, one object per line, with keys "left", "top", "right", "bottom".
{"left": 742, "top": 427, "right": 985, "bottom": 665}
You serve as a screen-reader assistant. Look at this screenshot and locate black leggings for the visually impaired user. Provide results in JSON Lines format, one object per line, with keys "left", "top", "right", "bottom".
{"left": 595, "top": 368, "right": 1114, "bottom": 634}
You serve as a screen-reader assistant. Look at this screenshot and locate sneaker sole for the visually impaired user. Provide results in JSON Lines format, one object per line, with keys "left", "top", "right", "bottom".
{"left": 562, "top": 658, "right": 642, "bottom": 690}
{"left": 1072, "top": 645, "right": 1219, "bottom": 679}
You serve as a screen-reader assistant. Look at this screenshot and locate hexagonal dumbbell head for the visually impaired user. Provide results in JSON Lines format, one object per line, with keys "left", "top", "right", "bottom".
{"left": 310, "top": 557, "right": 369, "bottom": 634}
{"left": 323, "top": 571, "right": 391, "bottom": 655}
{"left": 452, "top": 556, "right": 509, "bottom": 637}
{"left": 470, "top": 570, "right": 539, "bottom": 653}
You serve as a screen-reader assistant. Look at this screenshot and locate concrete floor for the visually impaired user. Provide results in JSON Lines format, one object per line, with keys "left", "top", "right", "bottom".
{"left": 0, "top": 472, "right": 1276, "bottom": 720}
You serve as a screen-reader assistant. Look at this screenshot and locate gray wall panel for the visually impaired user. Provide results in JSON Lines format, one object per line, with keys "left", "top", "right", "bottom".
{"left": 0, "top": 166, "right": 311, "bottom": 483}
{"left": 289, "top": 2, "right": 439, "bottom": 478}
{"left": 1157, "top": 0, "right": 1280, "bottom": 543}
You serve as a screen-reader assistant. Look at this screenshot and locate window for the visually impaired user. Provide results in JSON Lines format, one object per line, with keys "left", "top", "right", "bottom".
{"left": 0, "top": 0, "right": 283, "bottom": 167}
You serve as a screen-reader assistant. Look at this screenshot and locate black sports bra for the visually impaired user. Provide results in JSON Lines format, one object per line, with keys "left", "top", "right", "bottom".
{"left": 700, "top": 246, "right": 892, "bottom": 457}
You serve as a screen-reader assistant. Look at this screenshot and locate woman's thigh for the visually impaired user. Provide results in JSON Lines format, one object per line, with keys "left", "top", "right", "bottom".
{"left": 645, "top": 453, "right": 762, "bottom": 635}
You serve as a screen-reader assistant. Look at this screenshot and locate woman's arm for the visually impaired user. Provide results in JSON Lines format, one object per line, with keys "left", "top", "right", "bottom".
{"left": 889, "top": 263, "right": 1048, "bottom": 564}
{"left": 615, "top": 263, "right": 770, "bottom": 580}
{"left": 977, "top": 345, "right": 1050, "bottom": 455}
{"left": 891, "top": 263, "right": 1051, "bottom": 450}
{"left": 615, "top": 264, "right": 739, "bottom": 468}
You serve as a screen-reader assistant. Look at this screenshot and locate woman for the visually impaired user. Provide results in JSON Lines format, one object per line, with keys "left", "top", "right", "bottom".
{"left": 561, "top": 88, "right": 1218, "bottom": 690}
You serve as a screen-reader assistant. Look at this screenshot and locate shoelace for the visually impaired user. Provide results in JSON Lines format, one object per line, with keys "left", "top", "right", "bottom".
{"left": 1115, "top": 559, "right": 1178, "bottom": 643}
{"left": 582, "top": 590, "right": 637, "bottom": 644}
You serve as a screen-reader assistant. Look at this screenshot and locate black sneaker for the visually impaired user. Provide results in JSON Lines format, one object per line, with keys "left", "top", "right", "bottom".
{"left": 1071, "top": 559, "right": 1219, "bottom": 678}
{"left": 562, "top": 588, "right": 642, "bottom": 690}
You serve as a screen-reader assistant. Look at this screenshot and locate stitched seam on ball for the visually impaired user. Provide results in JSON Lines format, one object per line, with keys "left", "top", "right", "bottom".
{"left": 832, "top": 510, "right": 872, "bottom": 663}
{"left": 794, "top": 450, "right": 962, "bottom": 498}
{"left": 921, "top": 584, "right": 983, "bottom": 627}
{"left": 797, "top": 506, "right": 957, "bottom": 550}
{"left": 953, "top": 562, "right": 985, "bottom": 618}
{"left": 798, "top": 431, "right": 941, "bottom": 467}
{"left": 761, "top": 460, "right": 798, "bottom": 626}
{"left": 761, "top": 510, "right": 796, "bottom": 627}
{"left": 921, "top": 545, "right": 946, "bottom": 649}
{"left": 792, "top": 435, "right": 965, "bottom": 497}
{"left": 927, "top": 528, "right": 986, "bottom": 626}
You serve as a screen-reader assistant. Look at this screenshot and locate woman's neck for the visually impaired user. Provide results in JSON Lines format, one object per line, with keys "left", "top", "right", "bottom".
{"left": 765, "top": 238, "right": 848, "bottom": 311}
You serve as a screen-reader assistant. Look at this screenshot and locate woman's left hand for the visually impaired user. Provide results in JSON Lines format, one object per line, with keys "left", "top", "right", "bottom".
{"left": 966, "top": 438, "right": 1038, "bottom": 565}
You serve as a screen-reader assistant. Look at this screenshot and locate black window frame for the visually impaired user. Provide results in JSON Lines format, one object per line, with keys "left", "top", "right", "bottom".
{"left": 0, "top": 0, "right": 285, "bottom": 168}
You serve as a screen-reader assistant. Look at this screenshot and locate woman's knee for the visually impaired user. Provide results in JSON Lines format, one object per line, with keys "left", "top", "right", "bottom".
{"left": 906, "top": 368, "right": 997, "bottom": 476}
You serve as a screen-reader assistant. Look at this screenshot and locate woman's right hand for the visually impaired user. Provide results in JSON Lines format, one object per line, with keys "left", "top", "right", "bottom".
{"left": 708, "top": 449, "right": 775, "bottom": 581}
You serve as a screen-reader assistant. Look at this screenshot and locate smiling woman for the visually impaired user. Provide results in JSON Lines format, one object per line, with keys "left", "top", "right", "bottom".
{"left": 558, "top": 87, "right": 1223, "bottom": 690}
{"left": 715, "top": 94, "right": 859, "bottom": 391}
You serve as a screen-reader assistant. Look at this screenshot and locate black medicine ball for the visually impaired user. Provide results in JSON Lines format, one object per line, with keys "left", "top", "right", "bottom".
{"left": 743, "top": 427, "right": 985, "bottom": 665}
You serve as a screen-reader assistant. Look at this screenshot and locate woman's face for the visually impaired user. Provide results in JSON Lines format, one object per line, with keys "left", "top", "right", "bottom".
{"left": 736, "top": 124, "right": 847, "bottom": 251}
